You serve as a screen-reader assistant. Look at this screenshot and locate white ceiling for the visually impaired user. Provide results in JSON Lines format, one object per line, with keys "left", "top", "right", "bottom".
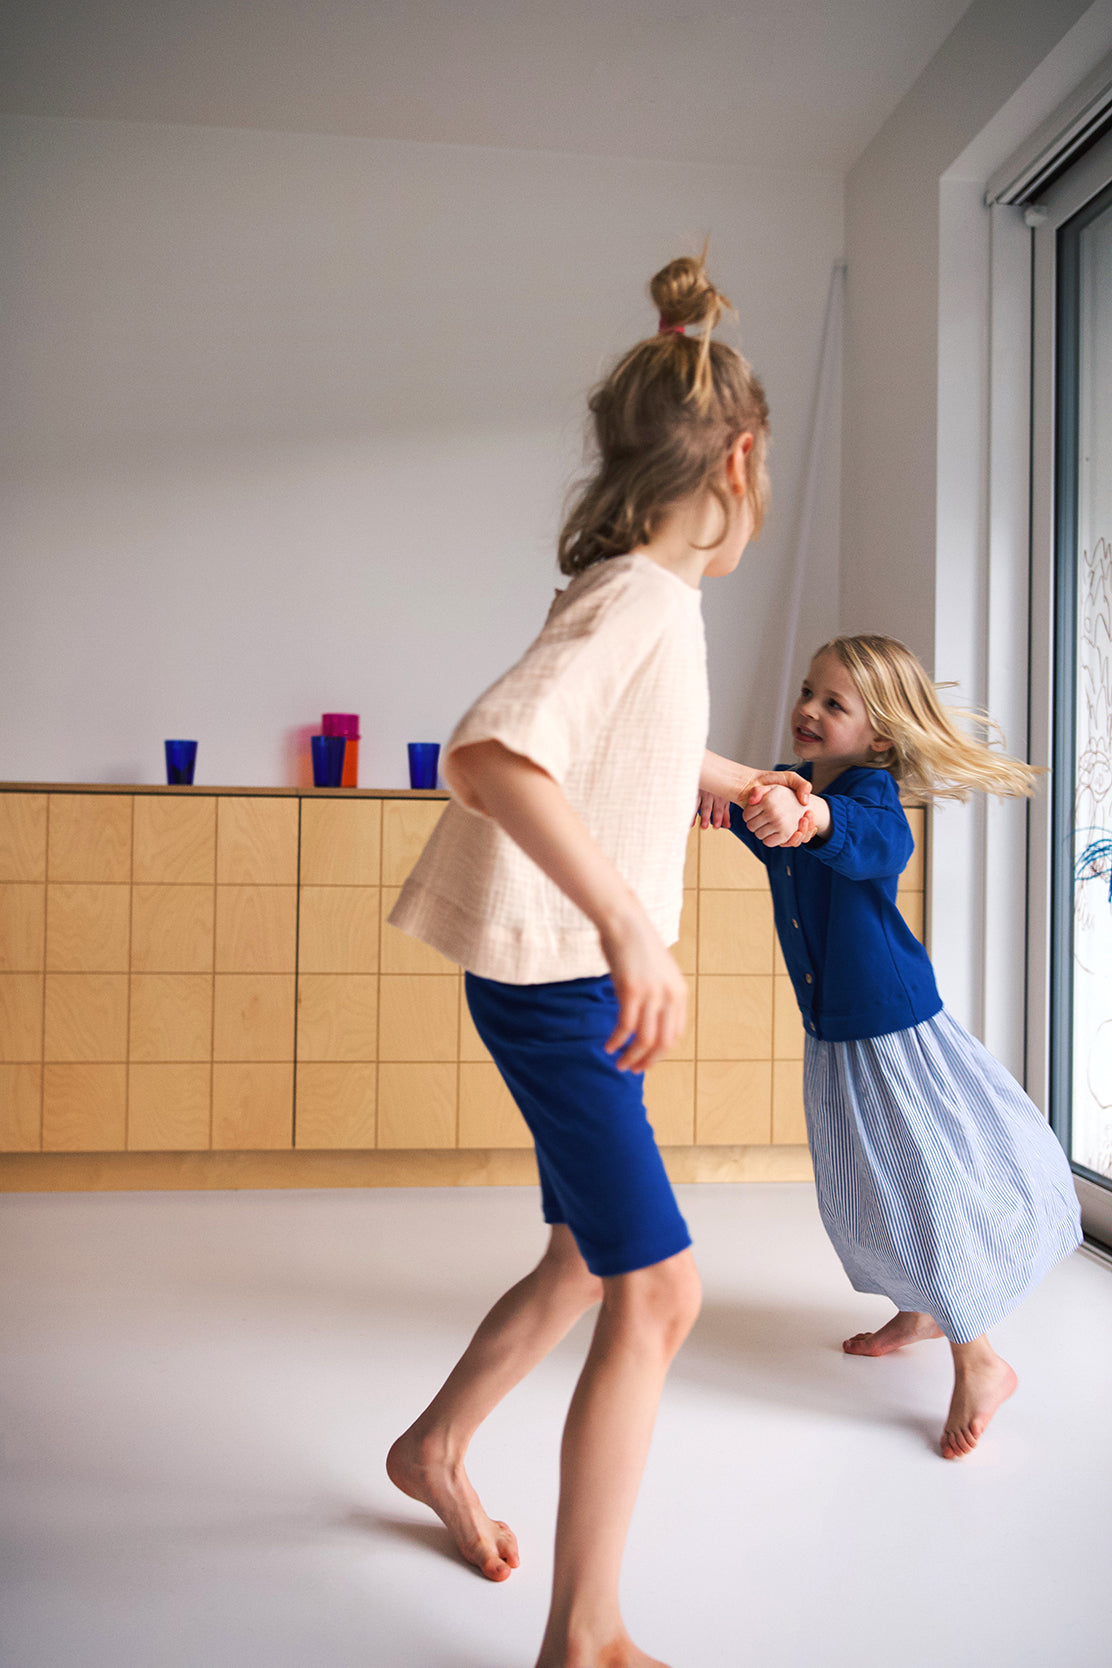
{"left": 0, "top": 0, "right": 976, "bottom": 173}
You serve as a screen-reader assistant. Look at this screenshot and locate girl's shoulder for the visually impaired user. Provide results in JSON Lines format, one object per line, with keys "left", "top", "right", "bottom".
{"left": 548, "top": 553, "right": 701, "bottom": 636}
{"left": 826, "top": 764, "right": 902, "bottom": 805}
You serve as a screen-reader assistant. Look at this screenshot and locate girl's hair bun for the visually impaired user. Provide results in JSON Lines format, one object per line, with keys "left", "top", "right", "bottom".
{"left": 650, "top": 251, "right": 729, "bottom": 333}
{"left": 557, "top": 244, "right": 769, "bottom": 576}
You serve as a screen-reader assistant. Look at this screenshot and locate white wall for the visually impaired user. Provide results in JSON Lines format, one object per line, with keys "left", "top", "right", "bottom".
{"left": 841, "top": 0, "right": 1096, "bottom": 654}
{"left": 0, "top": 116, "right": 842, "bottom": 788}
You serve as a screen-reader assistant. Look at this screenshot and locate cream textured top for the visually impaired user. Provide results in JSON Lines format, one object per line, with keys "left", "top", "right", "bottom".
{"left": 388, "top": 552, "right": 709, "bottom": 983}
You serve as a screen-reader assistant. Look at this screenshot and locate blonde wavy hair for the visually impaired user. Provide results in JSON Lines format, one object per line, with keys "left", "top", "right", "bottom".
{"left": 818, "top": 633, "right": 1044, "bottom": 802}
{"left": 558, "top": 249, "right": 770, "bottom": 575}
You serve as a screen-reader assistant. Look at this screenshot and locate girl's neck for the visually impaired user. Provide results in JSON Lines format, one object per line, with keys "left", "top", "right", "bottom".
{"left": 633, "top": 535, "right": 709, "bottom": 591}
{"left": 633, "top": 492, "right": 741, "bottom": 589}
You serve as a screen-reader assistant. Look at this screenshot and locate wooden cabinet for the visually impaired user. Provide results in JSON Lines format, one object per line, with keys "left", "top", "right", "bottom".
{"left": 0, "top": 788, "right": 927, "bottom": 1175}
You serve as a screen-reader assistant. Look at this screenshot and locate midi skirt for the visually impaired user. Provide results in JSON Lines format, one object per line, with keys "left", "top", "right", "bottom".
{"left": 803, "top": 1008, "right": 1082, "bottom": 1343}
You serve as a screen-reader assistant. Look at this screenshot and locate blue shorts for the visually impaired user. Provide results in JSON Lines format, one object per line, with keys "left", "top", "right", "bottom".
{"left": 464, "top": 971, "right": 692, "bottom": 1278}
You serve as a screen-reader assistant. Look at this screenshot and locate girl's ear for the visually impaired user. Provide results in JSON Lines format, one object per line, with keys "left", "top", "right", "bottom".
{"left": 868, "top": 733, "right": 894, "bottom": 755}
{"left": 726, "top": 432, "right": 754, "bottom": 498}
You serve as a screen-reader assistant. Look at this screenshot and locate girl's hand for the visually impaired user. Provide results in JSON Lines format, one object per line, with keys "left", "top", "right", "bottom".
{"left": 743, "top": 783, "right": 817, "bottom": 847}
{"left": 741, "top": 768, "right": 811, "bottom": 809}
{"left": 693, "top": 789, "right": 732, "bottom": 829}
{"left": 599, "top": 910, "right": 688, "bottom": 1073}
{"left": 694, "top": 758, "right": 811, "bottom": 830}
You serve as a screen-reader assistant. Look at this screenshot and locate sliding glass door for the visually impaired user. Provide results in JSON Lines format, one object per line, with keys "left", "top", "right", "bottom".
{"left": 1041, "top": 133, "right": 1112, "bottom": 1245}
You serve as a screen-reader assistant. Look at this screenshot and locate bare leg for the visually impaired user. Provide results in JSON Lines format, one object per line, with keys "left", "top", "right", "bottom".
{"left": 940, "top": 1333, "right": 1018, "bottom": 1459}
{"left": 387, "top": 1224, "right": 602, "bottom": 1580}
{"left": 536, "top": 1247, "right": 702, "bottom": 1668}
{"left": 843, "top": 1309, "right": 943, "bottom": 1355}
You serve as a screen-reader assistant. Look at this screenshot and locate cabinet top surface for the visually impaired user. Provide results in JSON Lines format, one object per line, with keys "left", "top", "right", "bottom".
{"left": 0, "top": 783, "right": 450, "bottom": 799}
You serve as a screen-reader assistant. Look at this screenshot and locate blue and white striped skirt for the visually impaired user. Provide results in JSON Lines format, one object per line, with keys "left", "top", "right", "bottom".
{"left": 803, "top": 1009, "right": 1082, "bottom": 1344}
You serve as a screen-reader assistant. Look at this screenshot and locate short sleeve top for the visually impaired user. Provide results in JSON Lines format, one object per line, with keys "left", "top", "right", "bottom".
{"left": 729, "top": 763, "right": 942, "bottom": 1041}
{"left": 389, "top": 553, "right": 709, "bottom": 983}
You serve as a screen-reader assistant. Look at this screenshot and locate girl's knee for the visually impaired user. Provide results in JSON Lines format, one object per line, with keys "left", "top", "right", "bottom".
{"left": 607, "top": 1251, "right": 701, "bottom": 1349}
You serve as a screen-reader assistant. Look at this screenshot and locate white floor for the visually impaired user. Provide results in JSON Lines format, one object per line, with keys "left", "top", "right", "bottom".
{"left": 1, "top": 1182, "right": 1109, "bottom": 1668}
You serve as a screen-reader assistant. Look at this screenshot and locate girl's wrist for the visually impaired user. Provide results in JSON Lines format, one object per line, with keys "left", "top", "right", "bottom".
{"left": 700, "top": 749, "right": 752, "bottom": 806}
{"left": 808, "top": 796, "right": 832, "bottom": 839}
{"left": 731, "top": 765, "right": 759, "bottom": 804}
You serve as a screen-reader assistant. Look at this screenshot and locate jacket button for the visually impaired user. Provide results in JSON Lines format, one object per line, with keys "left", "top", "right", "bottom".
{"left": 809, "top": 1019, "right": 816, "bottom": 1031}
{"left": 805, "top": 973, "right": 813, "bottom": 984}
{"left": 792, "top": 918, "right": 799, "bottom": 929}
{"left": 786, "top": 865, "right": 792, "bottom": 876}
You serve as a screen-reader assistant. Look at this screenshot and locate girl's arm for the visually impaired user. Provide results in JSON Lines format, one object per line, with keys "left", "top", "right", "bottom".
{"left": 696, "top": 749, "right": 814, "bottom": 841}
{"left": 449, "top": 739, "right": 686, "bottom": 1073}
{"left": 744, "top": 779, "right": 912, "bottom": 877}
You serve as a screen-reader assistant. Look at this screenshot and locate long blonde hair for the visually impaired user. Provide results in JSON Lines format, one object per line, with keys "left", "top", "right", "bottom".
{"left": 819, "top": 634, "right": 1043, "bottom": 802}
{"left": 558, "top": 250, "right": 770, "bottom": 576}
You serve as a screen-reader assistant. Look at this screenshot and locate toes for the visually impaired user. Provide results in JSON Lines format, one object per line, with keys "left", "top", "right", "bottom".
{"left": 466, "top": 1521, "right": 520, "bottom": 1581}
{"left": 470, "top": 1540, "right": 512, "bottom": 1581}
{"left": 940, "top": 1423, "right": 977, "bottom": 1458}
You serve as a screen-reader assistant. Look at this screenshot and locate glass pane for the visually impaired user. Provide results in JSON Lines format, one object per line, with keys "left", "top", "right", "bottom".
{"left": 1071, "top": 197, "right": 1112, "bottom": 1184}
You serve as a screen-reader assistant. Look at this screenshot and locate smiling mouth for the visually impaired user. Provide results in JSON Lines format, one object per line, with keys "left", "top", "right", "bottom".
{"left": 794, "top": 727, "right": 821, "bottom": 743}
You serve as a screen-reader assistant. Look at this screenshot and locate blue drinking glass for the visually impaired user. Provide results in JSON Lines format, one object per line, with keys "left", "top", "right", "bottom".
{"left": 311, "top": 734, "right": 346, "bottom": 788}
{"left": 164, "top": 740, "right": 198, "bottom": 785}
{"left": 408, "top": 743, "right": 440, "bottom": 789}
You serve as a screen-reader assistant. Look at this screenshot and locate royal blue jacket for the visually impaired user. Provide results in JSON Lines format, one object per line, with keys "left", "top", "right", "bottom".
{"left": 729, "top": 763, "right": 942, "bottom": 1042}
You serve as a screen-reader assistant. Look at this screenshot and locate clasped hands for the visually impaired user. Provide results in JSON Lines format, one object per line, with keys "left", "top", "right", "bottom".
{"left": 693, "top": 765, "right": 816, "bottom": 848}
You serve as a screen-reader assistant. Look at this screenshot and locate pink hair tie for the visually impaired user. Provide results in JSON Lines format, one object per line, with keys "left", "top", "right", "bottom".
{"left": 658, "top": 316, "right": 686, "bottom": 334}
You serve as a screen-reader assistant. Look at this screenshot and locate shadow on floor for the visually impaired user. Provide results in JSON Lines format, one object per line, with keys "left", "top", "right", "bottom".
{"left": 344, "top": 1507, "right": 479, "bottom": 1574}
{"left": 676, "top": 1295, "right": 947, "bottom": 1448}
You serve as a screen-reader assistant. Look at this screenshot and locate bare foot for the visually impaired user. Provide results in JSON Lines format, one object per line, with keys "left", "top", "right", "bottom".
{"left": 536, "top": 1632, "right": 670, "bottom": 1668}
{"left": 843, "top": 1310, "right": 944, "bottom": 1356}
{"left": 941, "top": 1345, "right": 1018, "bottom": 1459}
{"left": 386, "top": 1428, "right": 519, "bottom": 1581}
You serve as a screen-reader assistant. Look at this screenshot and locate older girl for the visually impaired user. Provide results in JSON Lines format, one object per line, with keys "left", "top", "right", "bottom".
{"left": 387, "top": 254, "right": 809, "bottom": 1668}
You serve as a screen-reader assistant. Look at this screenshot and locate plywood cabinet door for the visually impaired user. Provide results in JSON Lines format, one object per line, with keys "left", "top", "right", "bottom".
{"left": 217, "top": 799, "right": 298, "bottom": 885}
{"left": 0, "top": 1063, "right": 42, "bottom": 1150}
{"left": 300, "top": 799, "right": 382, "bottom": 886}
{"left": 0, "top": 807, "right": 47, "bottom": 1144}
{"left": 381, "top": 800, "right": 447, "bottom": 886}
{"left": 133, "top": 797, "right": 216, "bottom": 884}
{"left": 458, "top": 1062, "right": 530, "bottom": 1149}
{"left": 212, "top": 1063, "right": 293, "bottom": 1149}
{"left": 644, "top": 1061, "right": 695, "bottom": 1146}
{"left": 128, "top": 1064, "right": 211, "bottom": 1151}
{"left": 295, "top": 1063, "right": 376, "bottom": 1149}
{"left": 0, "top": 794, "right": 47, "bottom": 882}
{"left": 48, "top": 796, "right": 131, "bottom": 883}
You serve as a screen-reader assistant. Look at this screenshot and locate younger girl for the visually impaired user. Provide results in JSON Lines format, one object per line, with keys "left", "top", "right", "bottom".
{"left": 386, "top": 255, "right": 809, "bottom": 1668}
{"left": 698, "top": 634, "right": 1082, "bottom": 1459}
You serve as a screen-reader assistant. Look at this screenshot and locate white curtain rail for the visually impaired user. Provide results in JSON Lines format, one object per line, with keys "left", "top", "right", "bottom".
{"left": 986, "top": 49, "right": 1112, "bottom": 206}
